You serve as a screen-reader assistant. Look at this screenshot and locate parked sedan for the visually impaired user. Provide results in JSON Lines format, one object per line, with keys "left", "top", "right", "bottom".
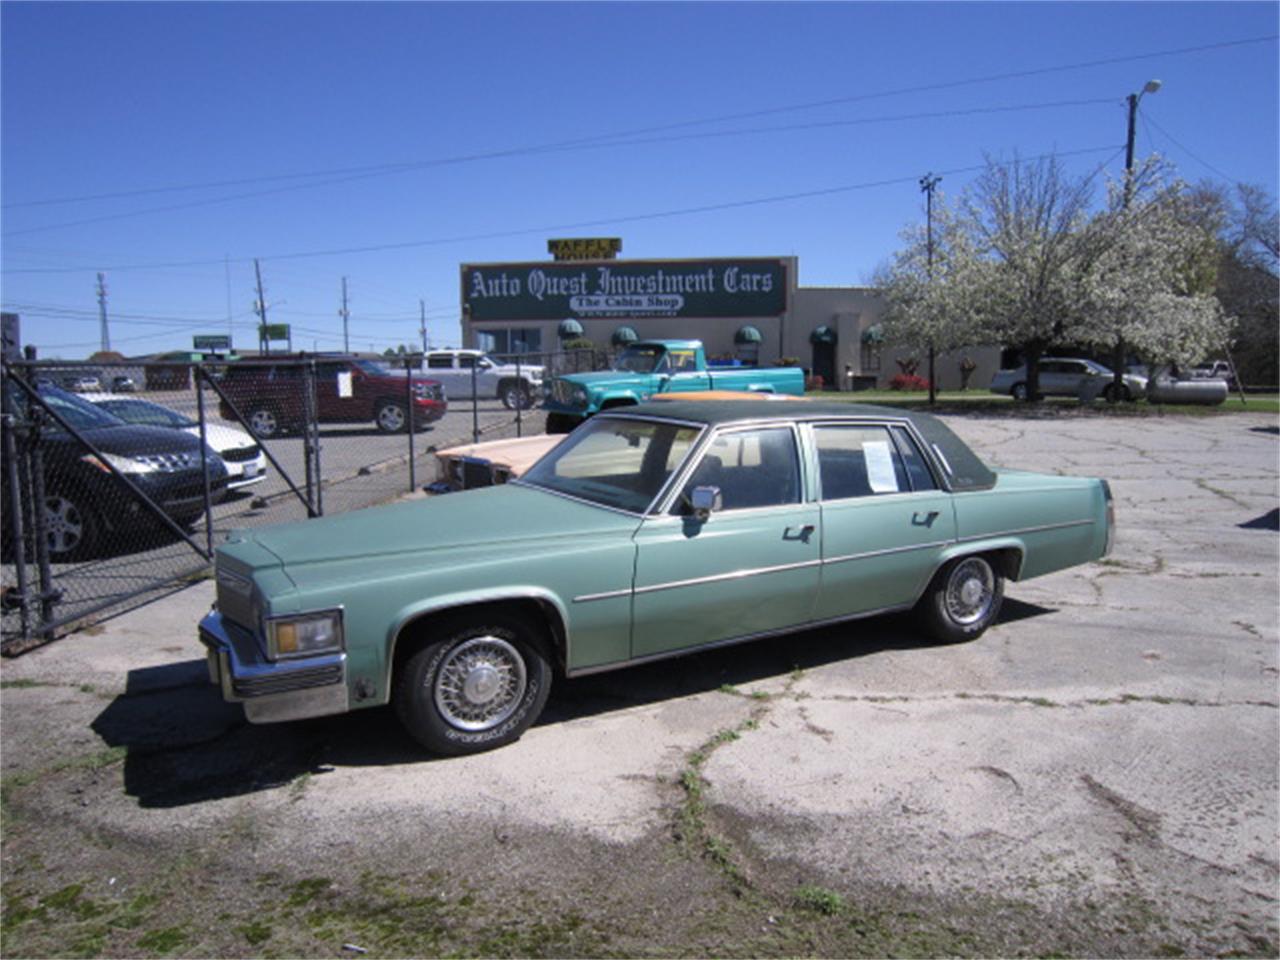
{"left": 3, "top": 387, "right": 229, "bottom": 561}
{"left": 990, "top": 358, "right": 1148, "bottom": 401}
{"left": 60, "top": 374, "right": 101, "bottom": 393}
{"left": 85, "top": 394, "right": 267, "bottom": 490}
{"left": 200, "top": 399, "right": 1114, "bottom": 756}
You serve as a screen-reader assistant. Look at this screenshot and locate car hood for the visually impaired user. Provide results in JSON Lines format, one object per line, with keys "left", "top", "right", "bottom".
{"left": 183, "top": 423, "right": 258, "bottom": 453}
{"left": 69, "top": 423, "right": 209, "bottom": 457}
{"left": 494, "top": 363, "right": 544, "bottom": 375}
{"left": 557, "top": 370, "right": 657, "bottom": 394}
{"left": 222, "top": 484, "right": 639, "bottom": 578}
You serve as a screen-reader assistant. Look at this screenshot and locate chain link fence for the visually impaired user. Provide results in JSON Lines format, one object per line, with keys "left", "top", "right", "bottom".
{"left": 1, "top": 348, "right": 609, "bottom": 652}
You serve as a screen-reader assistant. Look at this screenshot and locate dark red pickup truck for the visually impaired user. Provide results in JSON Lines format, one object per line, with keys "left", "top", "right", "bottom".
{"left": 219, "top": 356, "right": 447, "bottom": 438}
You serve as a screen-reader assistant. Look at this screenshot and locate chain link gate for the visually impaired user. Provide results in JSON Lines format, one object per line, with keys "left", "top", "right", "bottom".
{"left": 2, "top": 361, "right": 220, "bottom": 653}
{"left": 1, "top": 348, "right": 593, "bottom": 653}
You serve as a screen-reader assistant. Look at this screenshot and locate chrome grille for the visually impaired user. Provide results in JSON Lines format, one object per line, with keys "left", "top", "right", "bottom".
{"left": 552, "top": 380, "right": 575, "bottom": 404}
{"left": 221, "top": 444, "right": 261, "bottom": 463}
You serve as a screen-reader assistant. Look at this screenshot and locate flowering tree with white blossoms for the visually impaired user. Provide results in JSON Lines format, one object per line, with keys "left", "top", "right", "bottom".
{"left": 879, "top": 153, "right": 1228, "bottom": 401}
{"left": 1075, "top": 160, "right": 1227, "bottom": 396}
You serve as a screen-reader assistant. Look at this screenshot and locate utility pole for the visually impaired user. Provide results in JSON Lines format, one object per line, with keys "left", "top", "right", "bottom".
{"left": 919, "top": 173, "right": 942, "bottom": 405}
{"left": 340, "top": 277, "right": 350, "bottom": 353}
{"left": 224, "top": 255, "right": 234, "bottom": 344}
{"left": 419, "top": 299, "right": 428, "bottom": 353}
{"left": 254, "top": 258, "right": 269, "bottom": 355}
{"left": 1114, "top": 79, "right": 1162, "bottom": 401}
{"left": 96, "top": 273, "right": 110, "bottom": 353}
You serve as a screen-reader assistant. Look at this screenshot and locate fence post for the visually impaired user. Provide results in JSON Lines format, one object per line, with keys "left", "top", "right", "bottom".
{"left": 1, "top": 363, "right": 33, "bottom": 643}
{"left": 195, "top": 366, "right": 215, "bottom": 557}
{"left": 405, "top": 355, "right": 416, "bottom": 494}
{"left": 515, "top": 354, "right": 522, "bottom": 438}
{"left": 471, "top": 362, "right": 479, "bottom": 443}
{"left": 24, "top": 398, "right": 59, "bottom": 627}
{"left": 301, "top": 359, "right": 322, "bottom": 517}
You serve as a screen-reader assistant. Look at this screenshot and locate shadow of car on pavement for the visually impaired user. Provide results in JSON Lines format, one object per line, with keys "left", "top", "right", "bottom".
{"left": 91, "top": 598, "right": 1055, "bottom": 809}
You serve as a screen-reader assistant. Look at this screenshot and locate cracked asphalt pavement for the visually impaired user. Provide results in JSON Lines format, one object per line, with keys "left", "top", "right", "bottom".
{"left": 2, "top": 410, "right": 1277, "bottom": 955}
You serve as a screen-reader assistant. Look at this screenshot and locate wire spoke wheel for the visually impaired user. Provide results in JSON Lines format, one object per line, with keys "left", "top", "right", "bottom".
{"left": 433, "top": 636, "right": 528, "bottom": 732}
{"left": 944, "top": 557, "right": 996, "bottom": 626}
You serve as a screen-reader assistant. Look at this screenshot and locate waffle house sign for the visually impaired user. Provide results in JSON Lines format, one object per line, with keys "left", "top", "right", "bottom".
{"left": 547, "top": 237, "right": 622, "bottom": 261}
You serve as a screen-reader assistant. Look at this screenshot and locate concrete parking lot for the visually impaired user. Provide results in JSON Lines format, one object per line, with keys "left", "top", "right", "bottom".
{"left": 2, "top": 411, "right": 1277, "bottom": 957}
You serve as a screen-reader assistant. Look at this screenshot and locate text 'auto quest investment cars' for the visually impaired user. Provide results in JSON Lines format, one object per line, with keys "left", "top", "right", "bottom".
{"left": 199, "top": 400, "right": 1114, "bottom": 756}
{"left": 4, "top": 387, "right": 229, "bottom": 561}
{"left": 84, "top": 393, "right": 267, "bottom": 491}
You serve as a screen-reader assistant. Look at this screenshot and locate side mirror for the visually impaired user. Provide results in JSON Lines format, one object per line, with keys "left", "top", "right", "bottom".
{"left": 690, "top": 485, "right": 722, "bottom": 523}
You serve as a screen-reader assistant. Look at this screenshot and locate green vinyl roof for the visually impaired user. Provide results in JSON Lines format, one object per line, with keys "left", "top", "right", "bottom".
{"left": 609, "top": 398, "right": 997, "bottom": 491}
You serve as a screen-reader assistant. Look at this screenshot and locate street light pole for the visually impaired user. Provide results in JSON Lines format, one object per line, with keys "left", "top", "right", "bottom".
{"left": 1114, "top": 79, "right": 1162, "bottom": 401}
{"left": 919, "top": 173, "right": 942, "bottom": 405}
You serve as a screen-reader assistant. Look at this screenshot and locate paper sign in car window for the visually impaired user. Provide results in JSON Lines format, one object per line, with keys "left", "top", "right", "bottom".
{"left": 337, "top": 371, "right": 353, "bottom": 398}
{"left": 863, "top": 440, "right": 900, "bottom": 493}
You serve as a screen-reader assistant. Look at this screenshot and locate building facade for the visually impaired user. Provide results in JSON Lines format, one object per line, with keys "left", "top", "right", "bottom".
{"left": 458, "top": 249, "right": 998, "bottom": 391}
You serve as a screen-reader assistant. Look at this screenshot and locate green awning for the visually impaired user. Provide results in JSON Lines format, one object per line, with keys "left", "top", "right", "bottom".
{"left": 810, "top": 325, "right": 837, "bottom": 345}
{"left": 557, "top": 318, "right": 584, "bottom": 339}
{"left": 861, "top": 324, "right": 885, "bottom": 344}
{"left": 611, "top": 325, "right": 639, "bottom": 346}
{"left": 734, "top": 325, "right": 763, "bottom": 345}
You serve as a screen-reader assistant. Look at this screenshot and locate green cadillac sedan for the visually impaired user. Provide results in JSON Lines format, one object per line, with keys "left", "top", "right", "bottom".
{"left": 199, "top": 400, "right": 1114, "bottom": 755}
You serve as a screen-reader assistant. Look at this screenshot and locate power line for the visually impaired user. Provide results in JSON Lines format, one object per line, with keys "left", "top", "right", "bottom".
{"left": 1, "top": 144, "right": 1123, "bottom": 276}
{"left": 1140, "top": 112, "right": 1239, "bottom": 184}
{"left": 0, "top": 98, "right": 1121, "bottom": 238}
{"left": 5, "top": 33, "right": 1272, "bottom": 212}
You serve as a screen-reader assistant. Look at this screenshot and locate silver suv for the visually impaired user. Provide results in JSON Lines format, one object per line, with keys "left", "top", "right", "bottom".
{"left": 422, "top": 349, "right": 544, "bottom": 409}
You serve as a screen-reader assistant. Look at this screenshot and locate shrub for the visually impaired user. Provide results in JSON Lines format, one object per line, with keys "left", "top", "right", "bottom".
{"left": 889, "top": 373, "right": 931, "bottom": 392}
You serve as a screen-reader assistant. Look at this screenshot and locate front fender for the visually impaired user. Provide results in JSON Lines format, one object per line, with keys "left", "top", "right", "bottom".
{"left": 592, "top": 389, "right": 645, "bottom": 411}
{"left": 383, "top": 586, "right": 572, "bottom": 690}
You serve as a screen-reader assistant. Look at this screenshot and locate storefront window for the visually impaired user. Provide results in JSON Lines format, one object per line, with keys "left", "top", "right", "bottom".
{"left": 475, "top": 328, "right": 543, "bottom": 356}
{"left": 860, "top": 341, "right": 882, "bottom": 372}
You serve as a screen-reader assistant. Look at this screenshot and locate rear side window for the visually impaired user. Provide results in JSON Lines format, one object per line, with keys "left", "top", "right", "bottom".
{"left": 814, "top": 425, "right": 910, "bottom": 499}
{"left": 426, "top": 355, "right": 454, "bottom": 369}
{"left": 890, "top": 426, "right": 937, "bottom": 491}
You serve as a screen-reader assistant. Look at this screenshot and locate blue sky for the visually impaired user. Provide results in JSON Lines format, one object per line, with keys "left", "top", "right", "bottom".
{"left": 2, "top": 1, "right": 1276, "bottom": 359}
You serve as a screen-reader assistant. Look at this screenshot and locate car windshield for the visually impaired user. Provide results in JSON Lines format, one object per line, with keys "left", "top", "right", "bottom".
{"left": 613, "top": 345, "right": 666, "bottom": 374}
{"left": 25, "top": 387, "right": 126, "bottom": 431}
{"left": 520, "top": 417, "right": 701, "bottom": 513}
{"left": 97, "top": 399, "right": 194, "bottom": 428}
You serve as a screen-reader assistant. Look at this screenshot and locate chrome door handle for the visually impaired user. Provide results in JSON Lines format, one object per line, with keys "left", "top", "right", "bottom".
{"left": 912, "top": 511, "right": 939, "bottom": 527}
{"left": 784, "top": 524, "right": 815, "bottom": 542}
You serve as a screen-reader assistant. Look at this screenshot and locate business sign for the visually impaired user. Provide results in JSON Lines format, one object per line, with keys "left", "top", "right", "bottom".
{"left": 259, "top": 324, "right": 291, "bottom": 341}
{"left": 462, "top": 258, "right": 788, "bottom": 322}
{"left": 193, "top": 334, "right": 232, "bottom": 351}
{"left": 547, "top": 237, "right": 622, "bottom": 261}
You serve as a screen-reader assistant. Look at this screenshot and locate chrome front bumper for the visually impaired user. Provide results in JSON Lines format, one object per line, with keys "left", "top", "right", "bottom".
{"left": 199, "top": 610, "right": 349, "bottom": 724}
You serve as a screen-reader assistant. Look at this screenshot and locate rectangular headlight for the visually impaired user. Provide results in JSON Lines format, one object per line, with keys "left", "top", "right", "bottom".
{"left": 266, "top": 609, "right": 344, "bottom": 660}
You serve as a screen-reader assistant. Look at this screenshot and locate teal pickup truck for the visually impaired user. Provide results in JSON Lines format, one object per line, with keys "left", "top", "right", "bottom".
{"left": 543, "top": 339, "right": 804, "bottom": 432}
